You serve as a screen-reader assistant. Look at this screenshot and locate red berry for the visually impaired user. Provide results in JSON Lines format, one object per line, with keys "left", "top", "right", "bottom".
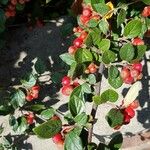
{"left": 36, "top": 19, "right": 44, "bottom": 27}
{"left": 124, "top": 106, "right": 135, "bottom": 118}
{"left": 88, "top": 63, "right": 97, "bottom": 74}
{"left": 80, "top": 15, "right": 90, "bottom": 25}
{"left": 26, "top": 112, "right": 34, "bottom": 125}
{"left": 52, "top": 133, "right": 64, "bottom": 144}
{"left": 26, "top": 94, "right": 34, "bottom": 101}
{"left": 61, "top": 85, "right": 74, "bottom": 96}
{"left": 142, "top": 6, "right": 150, "bottom": 17}
{"left": 129, "top": 100, "right": 140, "bottom": 109}
{"left": 11, "top": 0, "right": 17, "bottom": 5}
{"left": 82, "top": 8, "right": 92, "bottom": 17}
{"left": 130, "top": 69, "right": 140, "bottom": 78}
{"left": 8, "top": 4, "right": 15, "bottom": 10}
{"left": 68, "top": 46, "right": 78, "bottom": 54}
{"left": 132, "top": 63, "right": 142, "bottom": 72}
{"left": 132, "top": 37, "right": 144, "bottom": 46}
{"left": 124, "top": 75, "right": 134, "bottom": 84}
{"left": 61, "top": 76, "right": 71, "bottom": 86}
{"left": 79, "top": 31, "right": 88, "bottom": 40}
{"left": 31, "top": 85, "right": 40, "bottom": 91}
{"left": 120, "top": 67, "right": 130, "bottom": 80}
{"left": 123, "top": 114, "right": 131, "bottom": 124}
{"left": 73, "top": 38, "right": 83, "bottom": 48}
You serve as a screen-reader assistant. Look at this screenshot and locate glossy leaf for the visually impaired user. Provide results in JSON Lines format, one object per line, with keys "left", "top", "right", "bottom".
{"left": 21, "top": 73, "right": 37, "bottom": 88}
{"left": 99, "top": 19, "right": 109, "bottom": 35}
{"left": 123, "top": 81, "right": 142, "bottom": 107}
{"left": 33, "top": 120, "right": 62, "bottom": 138}
{"left": 87, "top": 19, "right": 98, "bottom": 28}
{"left": 108, "top": 76, "right": 123, "bottom": 89}
{"left": 124, "top": 20, "right": 142, "bottom": 38}
{"left": 106, "top": 108, "right": 124, "bottom": 128}
{"left": 102, "top": 50, "right": 116, "bottom": 64}
{"left": 60, "top": 53, "right": 76, "bottom": 66}
{"left": 40, "top": 108, "right": 55, "bottom": 120}
{"left": 69, "top": 85, "right": 85, "bottom": 117}
{"left": 108, "top": 66, "right": 119, "bottom": 79}
{"left": 142, "top": 0, "right": 150, "bottom": 5}
{"left": 75, "top": 48, "right": 93, "bottom": 63}
{"left": 98, "top": 39, "right": 110, "bottom": 52}
{"left": 101, "top": 89, "right": 118, "bottom": 103}
{"left": 108, "top": 133, "right": 123, "bottom": 150}
{"left": 119, "top": 43, "right": 135, "bottom": 62}
{"left": 64, "top": 129, "right": 83, "bottom": 150}
{"left": 10, "top": 90, "right": 26, "bottom": 109}
{"left": 117, "top": 9, "right": 126, "bottom": 28}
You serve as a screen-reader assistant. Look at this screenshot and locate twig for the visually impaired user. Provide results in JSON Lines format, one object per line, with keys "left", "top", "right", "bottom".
{"left": 87, "top": 63, "right": 104, "bottom": 143}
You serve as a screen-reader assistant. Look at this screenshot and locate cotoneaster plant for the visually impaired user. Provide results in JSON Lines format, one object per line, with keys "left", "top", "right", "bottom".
{"left": 0, "top": 0, "right": 150, "bottom": 150}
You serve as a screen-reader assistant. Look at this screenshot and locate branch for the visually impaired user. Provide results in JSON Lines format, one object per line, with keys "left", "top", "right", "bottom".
{"left": 87, "top": 63, "right": 104, "bottom": 143}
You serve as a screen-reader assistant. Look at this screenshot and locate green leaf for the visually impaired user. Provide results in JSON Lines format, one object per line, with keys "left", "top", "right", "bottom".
{"left": 106, "top": 108, "right": 124, "bottom": 128}
{"left": 81, "top": 83, "right": 91, "bottom": 94}
{"left": 87, "top": 19, "right": 98, "bottom": 28}
{"left": 102, "top": 50, "right": 116, "bottom": 64}
{"left": 142, "top": 0, "right": 150, "bottom": 5}
{"left": 25, "top": 104, "right": 46, "bottom": 112}
{"left": 74, "top": 112, "right": 89, "bottom": 126}
{"left": 85, "top": 33, "right": 93, "bottom": 47}
{"left": 135, "top": 45, "right": 147, "bottom": 60}
{"left": 64, "top": 129, "right": 83, "bottom": 150}
{"left": 0, "top": 9, "right": 6, "bottom": 24}
{"left": 69, "top": 85, "right": 85, "bottom": 117}
{"left": 60, "top": 53, "right": 76, "bottom": 66}
{"left": 40, "top": 108, "right": 55, "bottom": 120}
{"left": 0, "top": 105, "right": 14, "bottom": 116}
{"left": 90, "top": 28, "right": 101, "bottom": 46}
{"left": 108, "top": 66, "right": 119, "bottom": 79}
{"left": 117, "top": 9, "right": 126, "bottom": 28}
{"left": 75, "top": 48, "right": 93, "bottom": 63}
{"left": 99, "top": 19, "right": 109, "bottom": 35}
{"left": 87, "top": 74, "right": 97, "bottom": 85}
{"left": 21, "top": 73, "right": 37, "bottom": 88}
{"left": 92, "top": 3, "right": 109, "bottom": 16}
{"left": 101, "top": 89, "right": 118, "bottom": 103}
{"left": 0, "top": 0, "right": 9, "bottom": 5}
{"left": 108, "top": 133, "right": 123, "bottom": 150}
{"left": 9, "top": 116, "right": 28, "bottom": 133}
{"left": 119, "top": 43, "right": 135, "bottom": 62}
{"left": 97, "top": 143, "right": 110, "bottom": 150}
{"left": 0, "top": 125, "right": 4, "bottom": 135}
{"left": 98, "top": 39, "right": 110, "bottom": 52}
{"left": 93, "top": 95, "right": 104, "bottom": 105}
{"left": 87, "top": 143, "right": 97, "bottom": 150}
{"left": 108, "top": 76, "right": 123, "bottom": 89}
{"left": 33, "top": 120, "right": 62, "bottom": 139}
{"left": 124, "top": 20, "right": 142, "bottom": 38}
{"left": 16, "top": 3, "right": 25, "bottom": 11}
{"left": 34, "top": 58, "right": 46, "bottom": 74}
{"left": 10, "top": 90, "right": 26, "bottom": 109}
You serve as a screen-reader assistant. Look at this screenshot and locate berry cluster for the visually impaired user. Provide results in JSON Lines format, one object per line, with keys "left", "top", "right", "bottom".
{"left": 68, "top": 27, "right": 88, "bottom": 55}
{"left": 114, "top": 100, "right": 139, "bottom": 130}
{"left": 85, "top": 63, "right": 98, "bottom": 74}
{"left": 5, "top": 0, "right": 30, "bottom": 18}
{"left": 26, "top": 85, "right": 40, "bottom": 101}
{"left": 61, "top": 76, "right": 80, "bottom": 96}
{"left": 121, "top": 62, "right": 143, "bottom": 84}
{"left": 80, "top": 6, "right": 100, "bottom": 25}
{"left": 25, "top": 112, "right": 35, "bottom": 125}
{"left": 142, "top": 6, "right": 150, "bottom": 17}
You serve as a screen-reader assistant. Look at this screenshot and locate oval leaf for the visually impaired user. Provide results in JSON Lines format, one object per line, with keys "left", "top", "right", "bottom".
{"left": 33, "top": 120, "right": 62, "bottom": 139}
{"left": 123, "top": 81, "right": 142, "bottom": 107}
